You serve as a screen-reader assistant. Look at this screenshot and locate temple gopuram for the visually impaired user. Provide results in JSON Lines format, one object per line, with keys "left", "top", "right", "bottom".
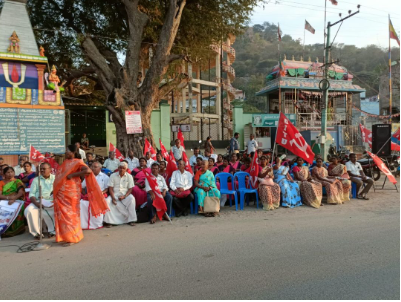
{"left": 0, "top": 0, "right": 65, "bottom": 164}
{"left": 255, "top": 55, "right": 366, "bottom": 150}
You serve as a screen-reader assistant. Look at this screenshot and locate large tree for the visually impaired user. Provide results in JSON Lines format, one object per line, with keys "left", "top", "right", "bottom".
{"left": 25, "top": 0, "right": 260, "bottom": 155}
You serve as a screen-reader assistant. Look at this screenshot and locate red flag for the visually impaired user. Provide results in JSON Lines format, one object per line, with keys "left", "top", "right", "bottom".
{"left": 29, "top": 145, "right": 58, "bottom": 174}
{"left": 177, "top": 128, "right": 185, "bottom": 150}
{"left": 359, "top": 124, "right": 372, "bottom": 147}
{"left": 392, "top": 127, "right": 400, "bottom": 140}
{"left": 143, "top": 170, "right": 167, "bottom": 220}
{"left": 367, "top": 151, "right": 397, "bottom": 184}
{"left": 159, "top": 139, "right": 169, "bottom": 160}
{"left": 109, "top": 142, "right": 125, "bottom": 161}
{"left": 182, "top": 151, "right": 193, "bottom": 175}
{"left": 44, "top": 156, "right": 59, "bottom": 175}
{"left": 29, "top": 145, "right": 45, "bottom": 162}
{"left": 249, "top": 152, "right": 259, "bottom": 189}
{"left": 275, "top": 113, "right": 315, "bottom": 164}
{"left": 166, "top": 150, "right": 178, "bottom": 180}
{"left": 143, "top": 138, "right": 157, "bottom": 159}
{"left": 391, "top": 142, "right": 400, "bottom": 151}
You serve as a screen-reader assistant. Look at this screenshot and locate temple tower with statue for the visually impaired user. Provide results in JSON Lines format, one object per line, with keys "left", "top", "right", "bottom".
{"left": 0, "top": 0, "right": 65, "bottom": 164}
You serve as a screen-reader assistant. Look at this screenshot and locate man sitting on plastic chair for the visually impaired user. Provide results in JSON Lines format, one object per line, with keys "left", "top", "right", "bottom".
{"left": 170, "top": 160, "right": 194, "bottom": 217}
{"left": 346, "top": 153, "right": 374, "bottom": 200}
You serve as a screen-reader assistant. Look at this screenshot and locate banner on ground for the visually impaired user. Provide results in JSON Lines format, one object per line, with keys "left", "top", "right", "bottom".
{"left": 276, "top": 113, "right": 314, "bottom": 164}
{"left": 367, "top": 151, "right": 397, "bottom": 185}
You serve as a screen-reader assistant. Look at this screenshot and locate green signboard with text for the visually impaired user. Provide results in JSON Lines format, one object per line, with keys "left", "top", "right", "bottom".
{"left": 252, "top": 113, "right": 296, "bottom": 127}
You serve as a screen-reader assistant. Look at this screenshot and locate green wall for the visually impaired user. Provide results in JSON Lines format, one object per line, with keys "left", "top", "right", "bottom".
{"left": 106, "top": 102, "right": 171, "bottom": 152}
{"left": 233, "top": 104, "right": 253, "bottom": 149}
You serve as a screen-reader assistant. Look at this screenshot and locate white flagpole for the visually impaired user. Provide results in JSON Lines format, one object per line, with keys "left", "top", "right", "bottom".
{"left": 303, "top": 20, "right": 306, "bottom": 58}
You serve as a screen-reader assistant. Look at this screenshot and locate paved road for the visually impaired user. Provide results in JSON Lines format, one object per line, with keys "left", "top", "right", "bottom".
{"left": 1, "top": 185, "right": 399, "bottom": 299}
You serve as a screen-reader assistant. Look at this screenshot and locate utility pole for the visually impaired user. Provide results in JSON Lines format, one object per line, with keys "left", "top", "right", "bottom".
{"left": 320, "top": 6, "right": 360, "bottom": 161}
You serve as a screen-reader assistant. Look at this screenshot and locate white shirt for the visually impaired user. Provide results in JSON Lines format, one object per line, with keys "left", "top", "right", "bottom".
{"left": 146, "top": 158, "right": 155, "bottom": 168}
{"left": 247, "top": 139, "right": 259, "bottom": 154}
{"left": 125, "top": 157, "right": 139, "bottom": 171}
{"left": 79, "top": 148, "right": 86, "bottom": 161}
{"left": 170, "top": 170, "right": 193, "bottom": 191}
{"left": 204, "top": 154, "right": 218, "bottom": 162}
{"left": 103, "top": 158, "right": 120, "bottom": 172}
{"left": 145, "top": 174, "right": 168, "bottom": 192}
{"left": 108, "top": 172, "right": 134, "bottom": 196}
{"left": 82, "top": 172, "right": 109, "bottom": 192}
{"left": 189, "top": 154, "right": 204, "bottom": 167}
{"left": 346, "top": 161, "right": 363, "bottom": 176}
{"left": 172, "top": 145, "right": 184, "bottom": 160}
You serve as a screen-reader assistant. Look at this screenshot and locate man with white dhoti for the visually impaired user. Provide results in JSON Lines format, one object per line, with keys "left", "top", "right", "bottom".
{"left": 104, "top": 162, "right": 137, "bottom": 227}
{"left": 25, "top": 162, "right": 55, "bottom": 239}
{"left": 80, "top": 162, "right": 110, "bottom": 230}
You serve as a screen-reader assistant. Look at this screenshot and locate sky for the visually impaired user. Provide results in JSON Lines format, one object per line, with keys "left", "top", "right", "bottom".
{"left": 250, "top": 0, "right": 400, "bottom": 48}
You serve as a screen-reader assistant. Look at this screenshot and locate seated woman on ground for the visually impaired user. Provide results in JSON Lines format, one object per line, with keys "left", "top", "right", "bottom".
{"left": 273, "top": 156, "right": 302, "bottom": 208}
{"left": 131, "top": 157, "right": 151, "bottom": 208}
{"left": 258, "top": 155, "right": 281, "bottom": 211}
{"left": 293, "top": 157, "right": 322, "bottom": 208}
{"left": 327, "top": 155, "right": 351, "bottom": 202}
{"left": 193, "top": 160, "right": 221, "bottom": 217}
{"left": 312, "top": 157, "right": 344, "bottom": 205}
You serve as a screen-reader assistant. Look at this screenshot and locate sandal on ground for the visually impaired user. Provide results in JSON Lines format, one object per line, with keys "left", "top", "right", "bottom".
{"left": 63, "top": 242, "right": 76, "bottom": 247}
{"left": 362, "top": 195, "right": 369, "bottom": 200}
{"left": 128, "top": 222, "right": 136, "bottom": 226}
{"left": 104, "top": 224, "right": 112, "bottom": 228}
{"left": 357, "top": 195, "right": 365, "bottom": 199}
{"left": 34, "top": 234, "right": 44, "bottom": 240}
{"left": 48, "top": 232, "right": 55, "bottom": 238}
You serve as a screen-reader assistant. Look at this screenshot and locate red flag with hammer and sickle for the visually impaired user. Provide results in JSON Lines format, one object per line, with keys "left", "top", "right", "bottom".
{"left": 367, "top": 151, "right": 397, "bottom": 185}
{"left": 159, "top": 139, "right": 169, "bottom": 160}
{"left": 109, "top": 142, "right": 125, "bottom": 161}
{"left": 359, "top": 124, "right": 372, "bottom": 148}
{"left": 143, "top": 170, "right": 167, "bottom": 220}
{"left": 276, "top": 113, "right": 315, "bottom": 164}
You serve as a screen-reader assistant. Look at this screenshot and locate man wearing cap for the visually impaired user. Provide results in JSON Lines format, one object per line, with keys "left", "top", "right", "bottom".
{"left": 104, "top": 162, "right": 137, "bottom": 227}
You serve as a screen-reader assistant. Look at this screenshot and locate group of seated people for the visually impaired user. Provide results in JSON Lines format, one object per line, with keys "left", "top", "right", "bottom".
{"left": 0, "top": 147, "right": 376, "bottom": 240}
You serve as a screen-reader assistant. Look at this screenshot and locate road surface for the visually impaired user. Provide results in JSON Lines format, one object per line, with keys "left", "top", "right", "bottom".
{"left": 1, "top": 181, "right": 399, "bottom": 299}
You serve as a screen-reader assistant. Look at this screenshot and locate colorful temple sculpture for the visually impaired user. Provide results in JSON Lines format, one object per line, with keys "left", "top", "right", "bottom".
{"left": 0, "top": 0, "right": 65, "bottom": 159}
{"left": 256, "top": 55, "right": 365, "bottom": 131}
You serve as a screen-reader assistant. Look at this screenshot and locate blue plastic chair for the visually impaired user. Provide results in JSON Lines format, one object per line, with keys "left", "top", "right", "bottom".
{"left": 234, "top": 172, "right": 259, "bottom": 210}
{"left": 351, "top": 182, "right": 358, "bottom": 198}
{"left": 215, "top": 172, "right": 238, "bottom": 211}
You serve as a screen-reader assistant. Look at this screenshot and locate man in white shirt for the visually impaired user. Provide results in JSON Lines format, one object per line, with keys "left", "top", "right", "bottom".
{"left": 145, "top": 162, "right": 172, "bottom": 224}
{"left": 189, "top": 147, "right": 203, "bottom": 169}
{"left": 246, "top": 134, "right": 259, "bottom": 157}
{"left": 25, "top": 162, "right": 55, "bottom": 238}
{"left": 104, "top": 162, "right": 137, "bottom": 226}
{"left": 204, "top": 150, "right": 217, "bottom": 162}
{"left": 80, "top": 162, "right": 110, "bottom": 229}
{"left": 103, "top": 151, "right": 120, "bottom": 173}
{"left": 125, "top": 150, "right": 139, "bottom": 171}
{"left": 75, "top": 142, "right": 86, "bottom": 161}
{"left": 172, "top": 139, "right": 184, "bottom": 161}
{"left": 345, "top": 153, "right": 374, "bottom": 199}
{"left": 145, "top": 151, "right": 155, "bottom": 168}
{"left": 170, "top": 160, "right": 194, "bottom": 217}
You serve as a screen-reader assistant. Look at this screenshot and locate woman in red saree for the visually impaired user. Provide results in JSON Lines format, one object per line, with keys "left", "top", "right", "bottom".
{"left": 53, "top": 145, "right": 108, "bottom": 246}
{"left": 131, "top": 157, "right": 151, "bottom": 209}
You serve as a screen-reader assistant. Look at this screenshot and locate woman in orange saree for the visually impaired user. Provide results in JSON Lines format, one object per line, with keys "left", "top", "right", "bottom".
{"left": 53, "top": 145, "right": 108, "bottom": 246}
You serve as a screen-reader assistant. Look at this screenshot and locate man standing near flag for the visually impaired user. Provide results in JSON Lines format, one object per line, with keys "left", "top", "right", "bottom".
{"left": 172, "top": 139, "right": 185, "bottom": 161}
